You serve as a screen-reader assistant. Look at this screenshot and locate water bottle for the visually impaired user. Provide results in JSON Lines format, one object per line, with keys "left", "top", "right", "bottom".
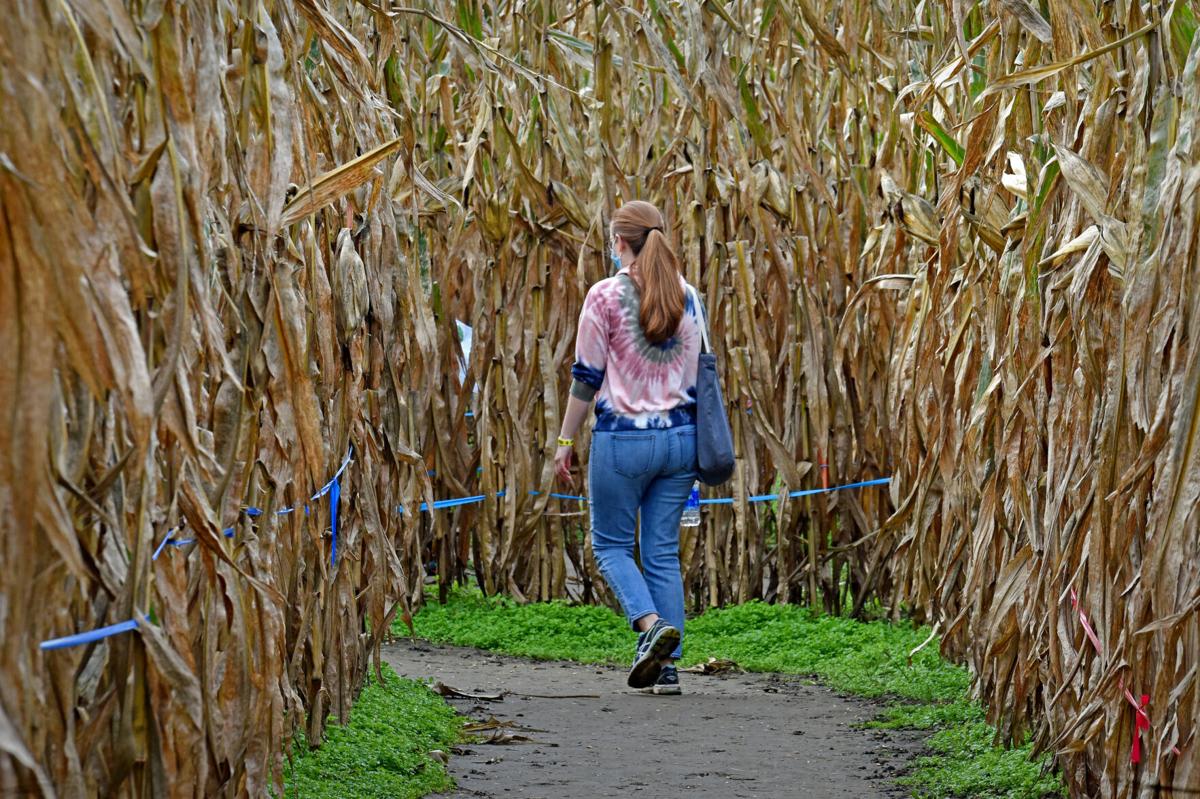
{"left": 680, "top": 481, "right": 701, "bottom": 527}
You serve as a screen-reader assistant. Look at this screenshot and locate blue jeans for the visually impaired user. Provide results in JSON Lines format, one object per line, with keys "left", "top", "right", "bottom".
{"left": 589, "top": 425, "right": 697, "bottom": 660}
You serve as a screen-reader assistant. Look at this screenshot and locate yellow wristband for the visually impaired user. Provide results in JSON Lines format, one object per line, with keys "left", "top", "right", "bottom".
{"left": 557, "top": 437, "right": 574, "bottom": 447}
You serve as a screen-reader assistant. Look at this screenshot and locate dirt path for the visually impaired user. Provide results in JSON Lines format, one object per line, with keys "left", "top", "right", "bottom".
{"left": 384, "top": 641, "right": 927, "bottom": 798}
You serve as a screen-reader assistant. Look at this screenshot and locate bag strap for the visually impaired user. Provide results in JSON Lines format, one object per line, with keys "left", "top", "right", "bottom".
{"left": 686, "top": 283, "right": 712, "bottom": 355}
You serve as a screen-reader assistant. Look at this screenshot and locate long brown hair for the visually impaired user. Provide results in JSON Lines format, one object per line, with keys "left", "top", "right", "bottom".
{"left": 612, "top": 201, "right": 682, "bottom": 344}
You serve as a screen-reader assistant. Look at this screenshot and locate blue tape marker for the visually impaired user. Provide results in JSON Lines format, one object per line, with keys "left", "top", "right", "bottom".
{"left": 40, "top": 617, "right": 141, "bottom": 651}
{"left": 154, "top": 448, "right": 355, "bottom": 559}
{"left": 50, "top": 451, "right": 359, "bottom": 650}
{"left": 312, "top": 451, "right": 353, "bottom": 500}
{"left": 697, "top": 478, "right": 892, "bottom": 505}
{"left": 396, "top": 478, "right": 891, "bottom": 514}
{"left": 330, "top": 477, "right": 340, "bottom": 567}
{"left": 787, "top": 477, "right": 891, "bottom": 499}
{"left": 527, "top": 490, "right": 589, "bottom": 503}
{"left": 152, "top": 528, "right": 178, "bottom": 561}
{"left": 428, "top": 494, "right": 489, "bottom": 510}
{"left": 166, "top": 525, "right": 235, "bottom": 550}
{"left": 403, "top": 494, "right": 483, "bottom": 514}
{"left": 55, "top": 466, "right": 889, "bottom": 651}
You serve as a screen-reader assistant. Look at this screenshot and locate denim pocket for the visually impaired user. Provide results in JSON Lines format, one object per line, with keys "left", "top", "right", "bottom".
{"left": 673, "top": 427, "right": 698, "bottom": 474}
{"left": 611, "top": 433, "right": 656, "bottom": 479}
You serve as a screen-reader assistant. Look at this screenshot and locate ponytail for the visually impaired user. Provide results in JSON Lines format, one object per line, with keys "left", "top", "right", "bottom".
{"left": 610, "top": 200, "right": 683, "bottom": 345}
{"left": 637, "top": 229, "right": 684, "bottom": 344}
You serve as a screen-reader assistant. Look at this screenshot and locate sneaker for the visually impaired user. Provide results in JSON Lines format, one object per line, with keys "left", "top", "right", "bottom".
{"left": 627, "top": 619, "right": 680, "bottom": 689}
{"left": 641, "top": 663, "right": 682, "bottom": 695}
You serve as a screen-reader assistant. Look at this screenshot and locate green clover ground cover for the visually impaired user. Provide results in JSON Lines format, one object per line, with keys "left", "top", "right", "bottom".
{"left": 405, "top": 589, "right": 1064, "bottom": 799}
{"left": 283, "top": 666, "right": 461, "bottom": 799}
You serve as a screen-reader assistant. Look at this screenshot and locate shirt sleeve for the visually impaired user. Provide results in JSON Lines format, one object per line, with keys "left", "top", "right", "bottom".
{"left": 569, "top": 285, "right": 609, "bottom": 402}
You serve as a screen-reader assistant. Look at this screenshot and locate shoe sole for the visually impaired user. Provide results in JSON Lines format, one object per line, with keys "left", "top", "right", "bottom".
{"left": 641, "top": 683, "right": 682, "bottom": 696}
{"left": 627, "top": 626, "right": 681, "bottom": 688}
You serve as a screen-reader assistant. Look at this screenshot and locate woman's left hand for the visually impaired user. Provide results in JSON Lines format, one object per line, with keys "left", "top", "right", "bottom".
{"left": 554, "top": 445, "right": 575, "bottom": 485}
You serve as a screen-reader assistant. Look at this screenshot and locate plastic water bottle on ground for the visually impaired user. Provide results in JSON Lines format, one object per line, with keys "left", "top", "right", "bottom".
{"left": 680, "top": 481, "right": 701, "bottom": 527}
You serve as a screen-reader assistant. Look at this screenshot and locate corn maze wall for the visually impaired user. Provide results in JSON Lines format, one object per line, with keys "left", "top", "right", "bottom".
{"left": 0, "top": 0, "right": 1196, "bottom": 796}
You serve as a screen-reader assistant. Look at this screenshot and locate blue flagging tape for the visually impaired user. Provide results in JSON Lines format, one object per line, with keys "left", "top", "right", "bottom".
{"left": 329, "top": 477, "right": 341, "bottom": 567}
{"left": 166, "top": 526, "right": 235, "bottom": 550}
{"left": 40, "top": 617, "right": 142, "bottom": 651}
{"left": 788, "top": 477, "right": 891, "bottom": 497}
{"left": 313, "top": 451, "right": 354, "bottom": 499}
{"left": 52, "top": 451, "right": 355, "bottom": 649}
{"left": 699, "top": 476, "right": 892, "bottom": 505}
{"left": 151, "top": 527, "right": 179, "bottom": 560}
{"left": 526, "top": 489, "right": 589, "bottom": 502}
{"left": 399, "top": 487, "right": 591, "bottom": 513}
{"left": 404, "top": 493, "right": 491, "bottom": 512}
{"left": 50, "top": 454, "right": 888, "bottom": 650}
{"left": 151, "top": 449, "right": 354, "bottom": 560}
{"left": 398, "top": 477, "right": 891, "bottom": 512}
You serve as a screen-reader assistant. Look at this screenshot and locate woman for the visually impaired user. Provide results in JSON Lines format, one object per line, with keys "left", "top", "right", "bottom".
{"left": 554, "top": 200, "right": 703, "bottom": 695}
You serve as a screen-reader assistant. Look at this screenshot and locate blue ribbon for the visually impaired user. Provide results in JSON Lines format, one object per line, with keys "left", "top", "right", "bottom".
{"left": 313, "top": 451, "right": 353, "bottom": 499}
{"left": 398, "top": 477, "right": 891, "bottom": 511}
{"left": 152, "top": 449, "right": 354, "bottom": 559}
{"left": 400, "top": 493, "right": 490, "bottom": 513}
{"left": 786, "top": 477, "right": 891, "bottom": 498}
{"left": 40, "top": 617, "right": 142, "bottom": 651}
{"left": 700, "top": 477, "right": 892, "bottom": 505}
{"left": 330, "top": 477, "right": 340, "bottom": 567}
{"left": 530, "top": 490, "right": 590, "bottom": 502}
{"left": 152, "top": 528, "right": 179, "bottom": 560}
{"left": 48, "top": 450, "right": 890, "bottom": 650}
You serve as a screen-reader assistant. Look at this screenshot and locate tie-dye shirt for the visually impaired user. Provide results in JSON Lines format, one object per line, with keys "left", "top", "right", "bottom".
{"left": 570, "top": 269, "right": 703, "bottom": 431}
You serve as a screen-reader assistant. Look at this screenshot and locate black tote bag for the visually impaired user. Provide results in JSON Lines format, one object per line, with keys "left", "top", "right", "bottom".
{"left": 688, "top": 285, "right": 735, "bottom": 485}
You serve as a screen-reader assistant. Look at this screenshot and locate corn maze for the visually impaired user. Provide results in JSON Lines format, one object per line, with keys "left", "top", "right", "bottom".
{"left": 0, "top": 0, "right": 1196, "bottom": 796}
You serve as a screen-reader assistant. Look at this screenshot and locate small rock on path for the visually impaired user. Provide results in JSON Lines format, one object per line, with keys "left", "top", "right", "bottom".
{"left": 384, "top": 641, "right": 925, "bottom": 798}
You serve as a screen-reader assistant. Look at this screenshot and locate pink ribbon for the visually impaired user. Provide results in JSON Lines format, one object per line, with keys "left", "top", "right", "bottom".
{"left": 1127, "top": 688, "right": 1150, "bottom": 764}
{"left": 1069, "top": 588, "right": 1103, "bottom": 655}
{"left": 1069, "top": 587, "right": 1184, "bottom": 762}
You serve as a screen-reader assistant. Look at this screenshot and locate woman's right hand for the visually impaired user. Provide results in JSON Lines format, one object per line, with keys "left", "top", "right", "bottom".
{"left": 554, "top": 445, "right": 575, "bottom": 485}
